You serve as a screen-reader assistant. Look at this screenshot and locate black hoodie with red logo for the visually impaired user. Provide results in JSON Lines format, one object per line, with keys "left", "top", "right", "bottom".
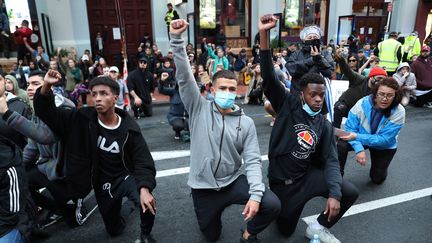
{"left": 261, "top": 49, "right": 342, "bottom": 200}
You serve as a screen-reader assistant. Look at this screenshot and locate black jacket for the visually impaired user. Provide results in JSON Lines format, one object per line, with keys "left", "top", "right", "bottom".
{"left": 34, "top": 88, "right": 156, "bottom": 199}
{"left": 337, "top": 57, "right": 371, "bottom": 109}
{"left": 0, "top": 95, "right": 31, "bottom": 169}
{"left": 286, "top": 47, "right": 333, "bottom": 92}
{"left": 127, "top": 68, "right": 155, "bottom": 104}
{"left": 261, "top": 49, "right": 342, "bottom": 200}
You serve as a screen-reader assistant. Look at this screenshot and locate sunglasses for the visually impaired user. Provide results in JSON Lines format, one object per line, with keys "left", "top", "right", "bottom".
{"left": 348, "top": 59, "right": 357, "bottom": 62}
{"left": 139, "top": 61, "right": 147, "bottom": 64}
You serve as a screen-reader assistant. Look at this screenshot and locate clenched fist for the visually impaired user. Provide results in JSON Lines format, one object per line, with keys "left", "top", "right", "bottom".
{"left": 170, "top": 19, "right": 189, "bottom": 35}
{"left": 258, "top": 14, "right": 278, "bottom": 32}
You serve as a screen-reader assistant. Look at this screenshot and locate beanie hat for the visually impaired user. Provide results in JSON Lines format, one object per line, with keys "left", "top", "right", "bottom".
{"left": 300, "top": 25, "right": 323, "bottom": 40}
{"left": 368, "top": 67, "right": 388, "bottom": 78}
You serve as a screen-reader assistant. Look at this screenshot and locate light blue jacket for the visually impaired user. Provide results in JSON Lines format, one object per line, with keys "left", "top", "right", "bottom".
{"left": 345, "top": 96, "right": 405, "bottom": 153}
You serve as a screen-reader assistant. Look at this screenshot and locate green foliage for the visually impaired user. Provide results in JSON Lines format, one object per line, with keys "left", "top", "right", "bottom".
{"left": 270, "top": 36, "right": 288, "bottom": 49}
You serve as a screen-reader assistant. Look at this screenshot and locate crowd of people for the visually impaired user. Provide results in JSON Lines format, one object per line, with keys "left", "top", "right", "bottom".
{"left": 0, "top": 10, "right": 430, "bottom": 243}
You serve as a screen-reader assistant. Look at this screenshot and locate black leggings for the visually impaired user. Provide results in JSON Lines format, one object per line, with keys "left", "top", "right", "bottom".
{"left": 413, "top": 90, "right": 432, "bottom": 107}
{"left": 26, "top": 168, "right": 71, "bottom": 213}
{"left": 333, "top": 101, "right": 350, "bottom": 128}
{"left": 191, "top": 175, "right": 281, "bottom": 242}
{"left": 337, "top": 140, "right": 397, "bottom": 184}
{"left": 270, "top": 166, "right": 358, "bottom": 236}
{"left": 170, "top": 118, "right": 189, "bottom": 133}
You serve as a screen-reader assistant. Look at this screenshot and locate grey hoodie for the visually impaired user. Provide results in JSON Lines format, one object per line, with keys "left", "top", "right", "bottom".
{"left": 393, "top": 62, "right": 417, "bottom": 92}
{"left": 171, "top": 34, "right": 264, "bottom": 202}
{"left": 4, "top": 94, "right": 75, "bottom": 180}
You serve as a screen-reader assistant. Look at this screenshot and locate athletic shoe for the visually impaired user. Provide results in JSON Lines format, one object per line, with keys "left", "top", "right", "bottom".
{"left": 75, "top": 198, "right": 88, "bottom": 226}
{"left": 239, "top": 230, "right": 261, "bottom": 243}
{"left": 305, "top": 225, "right": 341, "bottom": 243}
{"left": 425, "top": 102, "right": 432, "bottom": 108}
{"left": 140, "top": 233, "right": 156, "bottom": 243}
{"left": 181, "top": 131, "right": 190, "bottom": 142}
{"left": 174, "top": 131, "right": 181, "bottom": 140}
{"left": 41, "top": 211, "right": 64, "bottom": 228}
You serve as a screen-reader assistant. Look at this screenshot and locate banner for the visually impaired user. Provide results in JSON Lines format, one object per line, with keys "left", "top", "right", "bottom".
{"left": 200, "top": 0, "right": 216, "bottom": 29}
{"left": 327, "top": 80, "right": 349, "bottom": 122}
{"left": 5, "top": 0, "right": 32, "bottom": 32}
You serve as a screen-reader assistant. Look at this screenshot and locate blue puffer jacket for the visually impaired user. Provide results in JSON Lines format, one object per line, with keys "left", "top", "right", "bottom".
{"left": 345, "top": 95, "right": 405, "bottom": 153}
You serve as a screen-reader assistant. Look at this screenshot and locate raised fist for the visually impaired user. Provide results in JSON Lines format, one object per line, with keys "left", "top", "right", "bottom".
{"left": 258, "top": 14, "right": 278, "bottom": 31}
{"left": 170, "top": 19, "right": 189, "bottom": 35}
{"left": 44, "top": 70, "right": 62, "bottom": 85}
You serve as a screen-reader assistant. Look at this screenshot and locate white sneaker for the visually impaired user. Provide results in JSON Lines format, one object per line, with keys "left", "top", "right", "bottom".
{"left": 305, "top": 225, "right": 341, "bottom": 243}
{"left": 425, "top": 102, "right": 432, "bottom": 108}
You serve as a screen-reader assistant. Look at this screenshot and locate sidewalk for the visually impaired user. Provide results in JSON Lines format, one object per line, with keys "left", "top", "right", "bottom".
{"left": 153, "top": 84, "right": 248, "bottom": 105}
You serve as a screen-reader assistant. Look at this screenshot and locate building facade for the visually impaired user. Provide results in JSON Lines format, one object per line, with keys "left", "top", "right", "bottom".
{"left": 3, "top": 0, "right": 428, "bottom": 65}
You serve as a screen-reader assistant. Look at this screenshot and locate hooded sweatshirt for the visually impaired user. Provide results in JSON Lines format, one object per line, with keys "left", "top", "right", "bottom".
{"left": 410, "top": 56, "right": 432, "bottom": 91}
{"left": 392, "top": 62, "right": 416, "bottom": 93}
{"left": 171, "top": 33, "right": 265, "bottom": 202}
{"left": 3, "top": 94, "right": 75, "bottom": 180}
{"left": 5, "top": 75, "right": 30, "bottom": 107}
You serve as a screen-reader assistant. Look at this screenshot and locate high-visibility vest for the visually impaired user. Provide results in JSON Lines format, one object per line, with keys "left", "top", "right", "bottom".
{"left": 165, "top": 11, "right": 175, "bottom": 26}
{"left": 402, "top": 35, "right": 421, "bottom": 61}
{"left": 378, "top": 38, "right": 401, "bottom": 73}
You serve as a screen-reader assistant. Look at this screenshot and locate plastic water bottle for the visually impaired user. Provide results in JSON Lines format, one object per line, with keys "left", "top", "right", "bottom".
{"left": 310, "top": 234, "right": 321, "bottom": 243}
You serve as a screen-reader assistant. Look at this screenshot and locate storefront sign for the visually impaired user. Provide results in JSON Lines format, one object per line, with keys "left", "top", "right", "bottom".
{"left": 199, "top": 0, "right": 216, "bottom": 29}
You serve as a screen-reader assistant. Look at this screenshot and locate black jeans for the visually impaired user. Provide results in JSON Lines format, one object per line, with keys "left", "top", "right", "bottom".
{"left": 95, "top": 175, "right": 155, "bottom": 237}
{"left": 26, "top": 168, "right": 71, "bottom": 214}
{"left": 191, "top": 175, "right": 281, "bottom": 242}
{"left": 337, "top": 140, "right": 397, "bottom": 184}
{"left": 270, "top": 166, "right": 358, "bottom": 236}
{"left": 333, "top": 101, "right": 350, "bottom": 128}
{"left": 132, "top": 102, "right": 153, "bottom": 118}
{"left": 413, "top": 90, "right": 432, "bottom": 107}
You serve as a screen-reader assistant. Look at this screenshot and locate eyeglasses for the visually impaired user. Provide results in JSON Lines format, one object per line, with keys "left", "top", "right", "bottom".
{"left": 348, "top": 59, "right": 357, "bottom": 62}
{"left": 377, "top": 92, "right": 395, "bottom": 100}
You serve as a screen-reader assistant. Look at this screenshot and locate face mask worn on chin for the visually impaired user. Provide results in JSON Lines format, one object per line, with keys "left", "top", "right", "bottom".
{"left": 214, "top": 91, "right": 236, "bottom": 110}
{"left": 302, "top": 103, "right": 321, "bottom": 117}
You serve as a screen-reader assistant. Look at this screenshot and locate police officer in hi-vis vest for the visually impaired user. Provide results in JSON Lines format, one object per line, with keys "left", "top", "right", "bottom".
{"left": 164, "top": 3, "right": 179, "bottom": 41}
{"left": 374, "top": 32, "right": 402, "bottom": 76}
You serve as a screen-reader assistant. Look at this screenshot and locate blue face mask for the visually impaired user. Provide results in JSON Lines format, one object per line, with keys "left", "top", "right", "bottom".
{"left": 302, "top": 103, "right": 321, "bottom": 117}
{"left": 214, "top": 91, "right": 236, "bottom": 110}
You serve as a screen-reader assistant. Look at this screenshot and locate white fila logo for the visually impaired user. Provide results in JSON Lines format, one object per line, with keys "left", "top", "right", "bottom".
{"left": 97, "top": 136, "right": 120, "bottom": 153}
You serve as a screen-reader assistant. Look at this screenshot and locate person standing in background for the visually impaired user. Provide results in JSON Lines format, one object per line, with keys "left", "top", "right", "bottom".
{"left": 164, "top": 3, "right": 179, "bottom": 41}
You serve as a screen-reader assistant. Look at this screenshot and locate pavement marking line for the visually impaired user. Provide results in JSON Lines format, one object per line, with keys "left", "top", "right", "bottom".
{"left": 155, "top": 155, "right": 269, "bottom": 178}
{"left": 302, "top": 187, "right": 432, "bottom": 224}
{"left": 151, "top": 150, "right": 191, "bottom": 161}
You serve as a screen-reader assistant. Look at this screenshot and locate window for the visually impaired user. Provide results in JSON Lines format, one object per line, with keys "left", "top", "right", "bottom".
{"left": 282, "top": 0, "right": 327, "bottom": 38}
{"left": 197, "top": 0, "right": 249, "bottom": 39}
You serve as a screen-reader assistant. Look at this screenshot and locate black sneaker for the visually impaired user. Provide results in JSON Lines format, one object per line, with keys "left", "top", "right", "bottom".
{"left": 140, "top": 233, "right": 156, "bottom": 243}
{"left": 42, "top": 212, "right": 64, "bottom": 228}
{"left": 174, "top": 131, "right": 181, "bottom": 140}
{"left": 75, "top": 198, "right": 88, "bottom": 226}
{"left": 240, "top": 230, "right": 261, "bottom": 243}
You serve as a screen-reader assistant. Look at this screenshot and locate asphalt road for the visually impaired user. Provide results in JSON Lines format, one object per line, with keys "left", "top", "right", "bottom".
{"left": 41, "top": 102, "right": 432, "bottom": 243}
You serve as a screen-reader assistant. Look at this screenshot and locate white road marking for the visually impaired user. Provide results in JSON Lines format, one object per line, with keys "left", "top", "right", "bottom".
{"left": 151, "top": 150, "right": 191, "bottom": 161}
{"left": 301, "top": 187, "right": 432, "bottom": 224}
{"left": 155, "top": 155, "right": 269, "bottom": 178}
{"left": 154, "top": 151, "right": 432, "bottom": 222}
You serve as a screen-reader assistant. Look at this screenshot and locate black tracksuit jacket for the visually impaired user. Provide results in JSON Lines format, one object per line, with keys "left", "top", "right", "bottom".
{"left": 34, "top": 88, "right": 156, "bottom": 200}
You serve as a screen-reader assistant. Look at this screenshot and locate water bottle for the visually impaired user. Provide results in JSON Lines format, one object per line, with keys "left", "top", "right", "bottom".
{"left": 310, "top": 234, "right": 321, "bottom": 243}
